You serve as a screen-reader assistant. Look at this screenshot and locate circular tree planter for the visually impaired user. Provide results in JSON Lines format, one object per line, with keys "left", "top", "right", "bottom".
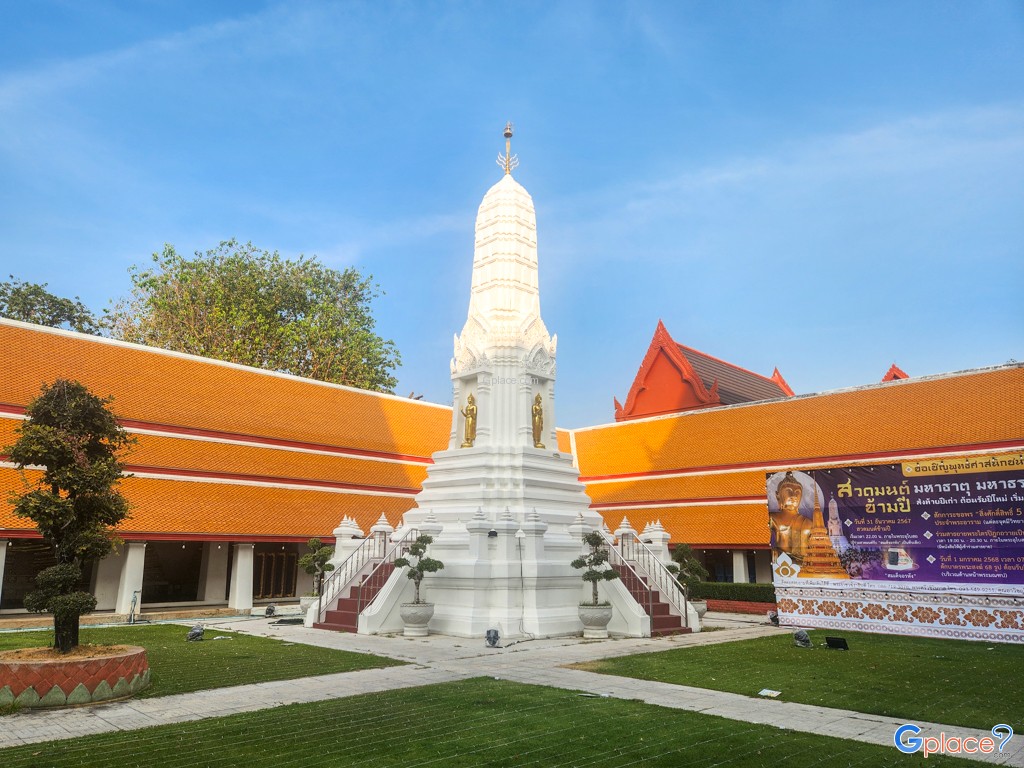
{"left": 399, "top": 602, "right": 434, "bottom": 637}
{"left": 0, "top": 645, "right": 150, "bottom": 709}
{"left": 578, "top": 604, "right": 613, "bottom": 639}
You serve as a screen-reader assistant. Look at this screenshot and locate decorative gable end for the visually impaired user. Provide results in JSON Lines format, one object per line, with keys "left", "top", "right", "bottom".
{"left": 614, "top": 320, "right": 721, "bottom": 421}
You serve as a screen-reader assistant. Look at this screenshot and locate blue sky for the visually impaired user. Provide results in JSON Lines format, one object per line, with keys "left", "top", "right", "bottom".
{"left": 2, "top": 1, "right": 1022, "bottom": 428}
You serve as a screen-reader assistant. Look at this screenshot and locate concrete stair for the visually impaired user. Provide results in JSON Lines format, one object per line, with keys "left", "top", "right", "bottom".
{"left": 613, "top": 565, "right": 691, "bottom": 637}
{"left": 313, "top": 563, "right": 394, "bottom": 633}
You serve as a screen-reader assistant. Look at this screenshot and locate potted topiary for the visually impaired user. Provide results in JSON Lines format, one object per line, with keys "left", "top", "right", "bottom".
{"left": 571, "top": 531, "right": 620, "bottom": 638}
{"left": 671, "top": 543, "right": 710, "bottom": 619}
{"left": 298, "top": 538, "right": 335, "bottom": 613}
{"left": 394, "top": 534, "right": 444, "bottom": 636}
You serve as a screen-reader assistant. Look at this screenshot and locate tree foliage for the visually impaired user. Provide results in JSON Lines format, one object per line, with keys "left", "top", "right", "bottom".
{"left": 4, "top": 379, "right": 134, "bottom": 652}
{"left": 105, "top": 241, "right": 400, "bottom": 392}
{"left": 298, "top": 537, "right": 335, "bottom": 597}
{"left": 0, "top": 275, "right": 100, "bottom": 334}
{"left": 671, "top": 543, "right": 709, "bottom": 595}
{"left": 394, "top": 535, "right": 444, "bottom": 604}
{"left": 571, "top": 531, "right": 620, "bottom": 606}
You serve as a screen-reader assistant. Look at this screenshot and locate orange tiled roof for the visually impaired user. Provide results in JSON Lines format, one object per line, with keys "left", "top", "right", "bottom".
{"left": 587, "top": 471, "right": 761, "bottom": 505}
{"left": 5, "top": 320, "right": 1022, "bottom": 550}
{"left": 556, "top": 429, "right": 571, "bottom": 454}
{"left": 1, "top": 420, "right": 427, "bottom": 493}
{"left": 0, "top": 321, "right": 451, "bottom": 460}
{"left": 577, "top": 367, "right": 1024, "bottom": 479}
{"left": 606, "top": 505, "right": 769, "bottom": 547}
{"left": 0, "top": 470, "right": 415, "bottom": 539}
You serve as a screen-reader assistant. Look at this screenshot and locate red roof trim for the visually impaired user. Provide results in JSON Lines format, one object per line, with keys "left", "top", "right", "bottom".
{"left": 615, "top": 320, "right": 718, "bottom": 421}
{"left": 579, "top": 439, "right": 1024, "bottom": 483}
{"left": 882, "top": 363, "right": 910, "bottom": 382}
{"left": 121, "top": 533, "right": 340, "bottom": 543}
{"left": 0, "top": 530, "right": 340, "bottom": 543}
{"left": 591, "top": 495, "right": 762, "bottom": 508}
{"left": 771, "top": 367, "right": 795, "bottom": 397}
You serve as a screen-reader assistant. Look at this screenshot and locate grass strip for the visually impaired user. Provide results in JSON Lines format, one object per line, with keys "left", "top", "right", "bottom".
{"left": 574, "top": 629, "right": 1023, "bottom": 731}
{"left": 0, "top": 678, "right": 984, "bottom": 767}
{"left": 0, "top": 623, "right": 402, "bottom": 698}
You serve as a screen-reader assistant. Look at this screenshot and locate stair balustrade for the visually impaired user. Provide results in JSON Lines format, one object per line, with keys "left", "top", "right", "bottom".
{"left": 598, "top": 531, "right": 655, "bottom": 620}
{"left": 616, "top": 531, "right": 690, "bottom": 628}
{"left": 355, "top": 527, "right": 421, "bottom": 614}
{"left": 316, "top": 533, "right": 387, "bottom": 624}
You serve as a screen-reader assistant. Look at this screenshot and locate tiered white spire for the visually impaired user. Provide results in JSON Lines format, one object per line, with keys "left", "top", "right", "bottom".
{"left": 452, "top": 126, "right": 555, "bottom": 374}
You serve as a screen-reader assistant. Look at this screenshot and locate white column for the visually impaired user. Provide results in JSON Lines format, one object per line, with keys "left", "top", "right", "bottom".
{"left": 732, "top": 550, "right": 749, "bottom": 584}
{"left": 198, "top": 542, "right": 230, "bottom": 602}
{"left": 0, "top": 540, "right": 8, "bottom": 608}
{"left": 229, "top": 543, "right": 254, "bottom": 611}
{"left": 754, "top": 551, "right": 773, "bottom": 583}
{"left": 114, "top": 541, "right": 147, "bottom": 615}
{"left": 93, "top": 550, "right": 124, "bottom": 610}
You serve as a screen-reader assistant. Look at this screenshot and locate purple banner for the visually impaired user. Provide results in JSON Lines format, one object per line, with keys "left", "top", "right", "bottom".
{"left": 766, "top": 454, "right": 1024, "bottom": 586}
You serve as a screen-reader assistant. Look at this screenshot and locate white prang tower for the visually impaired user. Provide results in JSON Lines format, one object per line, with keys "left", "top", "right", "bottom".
{"left": 400, "top": 123, "right": 605, "bottom": 638}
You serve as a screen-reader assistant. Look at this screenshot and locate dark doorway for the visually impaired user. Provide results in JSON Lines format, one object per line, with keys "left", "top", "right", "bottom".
{"left": 253, "top": 544, "right": 298, "bottom": 599}
{"left": 141, "top": 541, "right": 203, "bottom": 603}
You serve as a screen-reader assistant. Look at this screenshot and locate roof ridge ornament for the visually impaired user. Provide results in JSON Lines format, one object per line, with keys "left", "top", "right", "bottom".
{"left": 496, "top": 121, "right": 519, "bottom": 176}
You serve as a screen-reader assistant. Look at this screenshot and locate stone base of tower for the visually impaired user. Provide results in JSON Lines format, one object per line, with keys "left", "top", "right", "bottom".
{"left": 396, "top": 445, "right": 613, "bottom": 639}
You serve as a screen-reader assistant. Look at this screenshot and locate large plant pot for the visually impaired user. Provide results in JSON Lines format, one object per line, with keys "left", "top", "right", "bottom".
{"left": 578, "top": 604, "right": 613, "bottom": 639}
{"left": 299, "top": 596, "right": 318, "bottom": 613}
{"left": 690, "top": 600, "right": 708, "bottom": 620}
{"left": 400, "top": 602, "right": 434, "bottom": 637}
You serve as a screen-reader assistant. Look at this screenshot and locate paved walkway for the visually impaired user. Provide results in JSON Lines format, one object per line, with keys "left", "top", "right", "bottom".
{"left": 2, "top": 616, "right": 1020, "bottom": 766}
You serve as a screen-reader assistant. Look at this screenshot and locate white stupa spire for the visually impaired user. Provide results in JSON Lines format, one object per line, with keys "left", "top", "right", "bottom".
{"left": 452, "top": 125, "right": 556, "bottom": 374}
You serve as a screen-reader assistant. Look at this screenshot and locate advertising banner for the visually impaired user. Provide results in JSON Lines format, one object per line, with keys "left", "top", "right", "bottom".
{"left": 767, "top": 453, "right": 1024, "bottom": 593}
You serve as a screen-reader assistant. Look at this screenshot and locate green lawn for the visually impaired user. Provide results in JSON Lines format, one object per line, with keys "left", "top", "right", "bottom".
{"left": 0, "top": 678, "right": 984, "bottom": 767}
{"left": 0, "top": 623, "right": 402, "bottom": 698}
{"left": 574, "top": 629, "right": 1023, "bottom": 731}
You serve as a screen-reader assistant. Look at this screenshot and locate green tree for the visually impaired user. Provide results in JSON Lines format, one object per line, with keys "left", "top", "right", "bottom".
{"left": 394, "top": 535, "right": 444, "bottom": 604}
{"left": 671, "top": 543, "right": 709, "bottom": 597}
{"left": 4, "top": 380, "right": 134, "bottom": 652}
{"left": 298, "top": 537, "right": 335, "bottom": 597}
{"left": 571, "top": 531, "right": 620, "bottom": 605}
{"left": 0, "top": 276, "right": 100, "bottom": 334}
{"left": 105, "top": 241, "right": 400, "bottom": 392}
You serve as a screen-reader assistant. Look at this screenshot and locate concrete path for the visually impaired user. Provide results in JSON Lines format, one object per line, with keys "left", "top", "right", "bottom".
{"left": 2, "top": 618, "right": 1020, "bottom": 766}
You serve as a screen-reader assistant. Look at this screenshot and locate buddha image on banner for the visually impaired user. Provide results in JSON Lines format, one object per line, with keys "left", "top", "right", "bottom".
{"left": 767, "top": 454, "right": 1024, "bottom": 591}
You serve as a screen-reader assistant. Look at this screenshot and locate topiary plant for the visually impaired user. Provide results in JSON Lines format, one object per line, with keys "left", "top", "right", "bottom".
{"left": 571, "top": 531, "right": 620, "bottom": 605}
{"left": 394, "top": 534, "right": 444, "bottom": 604}
{"left": 298, "top": 537, "right": 335, "bottom": 597}
{"left": 671, "top": 542, "right": 709, "bottom": 598}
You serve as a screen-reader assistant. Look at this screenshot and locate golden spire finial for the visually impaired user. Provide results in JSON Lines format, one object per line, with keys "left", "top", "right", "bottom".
{"left": 496, "top": 121, "right": 519, "bottom": 175}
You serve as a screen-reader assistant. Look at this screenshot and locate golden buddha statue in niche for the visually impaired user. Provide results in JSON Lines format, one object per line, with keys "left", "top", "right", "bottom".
{"left": 460, "top": 393, "right": 477, "bottom": 448}
{"left": 770, "top": 471, "right": 813, "bottom": 563}
{"left": 532, "top": 393, "right": 544, "bottom": 448}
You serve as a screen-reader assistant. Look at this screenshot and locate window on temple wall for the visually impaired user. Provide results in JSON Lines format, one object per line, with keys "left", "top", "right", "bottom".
{"left": 142, "top": 541, "right": 203, "bottom": 604}
{"left": 253, "top": 544, "right": 298, "bottom": 599}
{"left": 1, "top": 540, "right": 90, "bottom": 609}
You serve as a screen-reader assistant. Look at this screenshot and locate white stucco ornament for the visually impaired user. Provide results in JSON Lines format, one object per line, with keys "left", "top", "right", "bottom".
{"left": 451, "top": 172, "right": 557, "bottom": 374}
